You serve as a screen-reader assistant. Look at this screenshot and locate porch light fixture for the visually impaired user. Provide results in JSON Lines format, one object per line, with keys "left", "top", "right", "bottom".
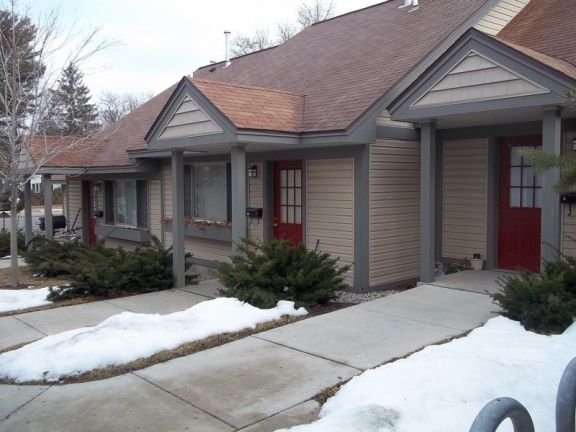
{"left": 248, "top": 165, "right": 258, "bottom": 178}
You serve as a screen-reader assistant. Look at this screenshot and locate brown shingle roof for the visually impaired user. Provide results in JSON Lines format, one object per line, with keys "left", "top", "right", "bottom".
{"left": 191, "top": 78, "right": 304, "bottom": 133}
{"left": 28, "top": 135, "right": 98, "bottom": 168}
{"left": 498, "top": 0, "right": 576, "bottom": 69}
{"left": 193, "top": 0, "right": 489, "bottom": 131}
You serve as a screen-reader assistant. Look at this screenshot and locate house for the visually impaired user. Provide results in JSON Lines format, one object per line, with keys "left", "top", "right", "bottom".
{"left": 26, "top": 0, "right": 576, "bottom": 291}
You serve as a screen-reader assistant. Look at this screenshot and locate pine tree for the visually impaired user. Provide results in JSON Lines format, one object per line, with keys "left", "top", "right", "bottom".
{"left": 41, "top": 62, "right": 99, "bottom": 136}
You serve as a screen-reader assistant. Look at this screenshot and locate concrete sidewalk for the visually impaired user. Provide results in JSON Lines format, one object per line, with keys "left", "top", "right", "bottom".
{"left": 0, "top": 282, "right": 498, "bottom": 432}
{"left": 0, "top": 279, "right": 222, "bottom": 351}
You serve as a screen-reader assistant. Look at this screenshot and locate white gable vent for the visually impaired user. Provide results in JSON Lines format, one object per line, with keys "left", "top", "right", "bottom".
{"left": 400, "top": 0, "right": 419, "bottom": 10}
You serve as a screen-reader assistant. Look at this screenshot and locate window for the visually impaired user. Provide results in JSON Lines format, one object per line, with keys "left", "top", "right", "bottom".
{"left": 104, "top": 180, "right": 148, "bottom": 228}
{"left": 185, "top": 163, "right": 230, "bottom": 222}
{"left": 509, "top": 146, "right": 542, "bottom": 209}
{"left": 280, "top": 168, "right": 302, "bottom": 224}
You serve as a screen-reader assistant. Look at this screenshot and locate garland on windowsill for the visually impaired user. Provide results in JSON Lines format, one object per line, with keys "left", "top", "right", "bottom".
{"left": 161, "top": 216, "right": 231, "bottom": 230}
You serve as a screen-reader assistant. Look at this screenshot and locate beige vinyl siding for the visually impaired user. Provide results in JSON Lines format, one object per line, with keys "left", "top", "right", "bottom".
{"left": 248, "top": 162, "right": 264, "bottom": 242}
{"left": 414, "top": 52, "right": 547, "bottom": 107}
{"left": 561, "top": 132, "right": 576, "bottom": 257}
{"left": 376, "top": 110, "right": 414, "bottom": 129}
{"left": 369, "top": 140, "right": 420, "bottom": 286}
{"left": 162, "top": 164, "right": 232, "bottom": 263}
{"left": 306, "top": 158, "right": 354, "bottom": 285}
{"left": 66, "top": 178, "right": 83, "bottom": 239}
{"left": 443, "top": 139, "right": 489, "bottom": 259}
{"left": 149, "top": 178, "right": 162, "bottom": 240}
{"left": 474, "top": 0, "right": 531, "bottom": 36}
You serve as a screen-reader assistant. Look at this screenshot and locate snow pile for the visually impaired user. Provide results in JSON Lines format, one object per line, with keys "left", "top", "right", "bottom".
{"left": 280, "top": 317, "right": 576, "bottom": 432}
{"left": 0, "top": 298, "right": 307, "bottom": 382}
{"left": 0, "top": 287, "right": 51, "bottom": 313}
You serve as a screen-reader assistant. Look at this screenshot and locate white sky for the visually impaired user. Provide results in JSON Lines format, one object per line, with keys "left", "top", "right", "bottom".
{"left": 29, "top": 0, "right": 383, "bottom": 99}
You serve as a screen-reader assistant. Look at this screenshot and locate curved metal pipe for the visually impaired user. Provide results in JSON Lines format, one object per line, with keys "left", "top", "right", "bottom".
{"left": 469, "top": 398, "right": 535, "bottom": 432}
{"left": 556, "top": 357, "right": 576, "bottom": 432}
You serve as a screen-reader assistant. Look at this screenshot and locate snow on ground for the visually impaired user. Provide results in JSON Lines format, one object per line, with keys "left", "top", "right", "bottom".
{"left": 0, "top": 287, "right": 51, "bottom": 313}
{"left": 0, "top": 298, "right": 307, "bottom": 382}
{"left": 280, "top": 317, "right": 576, "bottom": 432}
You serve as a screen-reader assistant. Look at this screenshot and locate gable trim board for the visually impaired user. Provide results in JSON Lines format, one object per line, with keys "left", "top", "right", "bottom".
{"left": 412, "top": 50, "right": 548, "bottom": 108}
{"left": 389, "top": 30, "right": 575, "bottom": 122}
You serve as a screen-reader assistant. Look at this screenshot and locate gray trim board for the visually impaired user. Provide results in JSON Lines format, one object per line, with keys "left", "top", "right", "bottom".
{"left": 262, "top": 161, "right": 273, "bottom": 244}
{"left": 486, "top": 137, "right": 499, "bottom": 270}
{"left": 541, "top": 108, "right": 562, "bottom": 263}
{"left": 24, "top": 179, "right": 33, "bottom": 248}
{"left": 353, "top": 144, "right": 370, "bottom": 292}
{"left": 95, "top": 225, "right": 151, "bottom": 243}
{"left": 376, "top": 125, "right": 419, "bottom": 141}
{"left": 164, "top": 222, "right": 232, "bottom": 242}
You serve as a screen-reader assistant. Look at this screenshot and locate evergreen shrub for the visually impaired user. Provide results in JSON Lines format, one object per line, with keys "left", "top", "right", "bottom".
{"left": 0, "top": 230, "right": 25, "bottom": 257}
{"left": 493, "top": 256, "right": 576, "bottom": 334}
{"left": 23, "top": 237, "right": 198, "bottom": 300}
{"left": 217, "top": 238, "right": 350, "bottom": 308}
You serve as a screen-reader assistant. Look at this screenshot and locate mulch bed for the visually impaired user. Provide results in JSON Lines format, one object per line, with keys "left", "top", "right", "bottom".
{"left": 0, "top": 267, "right": 69, "bottom": 290}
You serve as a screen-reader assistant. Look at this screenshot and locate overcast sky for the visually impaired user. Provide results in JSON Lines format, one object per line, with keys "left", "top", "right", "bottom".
{"left": 30, "top": 0, "right": 383, "bottom": 99}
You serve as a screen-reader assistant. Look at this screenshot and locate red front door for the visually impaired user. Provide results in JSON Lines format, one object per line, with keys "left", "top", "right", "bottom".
{"left": 498, "top": 136, "right": 542, "bottom": 272}
{"left": 273, "top": 161, "right": 303, "bottom": 244}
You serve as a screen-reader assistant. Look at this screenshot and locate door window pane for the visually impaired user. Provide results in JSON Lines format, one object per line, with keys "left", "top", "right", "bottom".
{"left": 510, "top": 188, "right": 521, "bottom": 208}
{"left": 522, "top": 188, "right": 534, "bottom": 207}
{"left": 511, "top": 147, "right": 522, "bottom": 166}
{"left": 194, "top": 164, "right": 227, "bottom": 221}
{"left": 510, "top": 168, "right": 521, "bottom": 187}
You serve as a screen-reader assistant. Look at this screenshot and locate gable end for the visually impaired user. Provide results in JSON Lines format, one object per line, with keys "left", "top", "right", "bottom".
{"left": 412, "top": 50, "right": 548, "bottom": 108}
{"left": 158, "top": 95, "right": 223, "bottom": 140}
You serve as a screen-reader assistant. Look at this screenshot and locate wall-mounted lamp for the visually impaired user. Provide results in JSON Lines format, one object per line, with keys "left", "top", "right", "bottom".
{"left": 248, "top": 165, "right": 258, "bottom": 178}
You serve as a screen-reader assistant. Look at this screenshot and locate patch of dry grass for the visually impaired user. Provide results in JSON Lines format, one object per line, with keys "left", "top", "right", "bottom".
{"left": 0, "top": 315, "right": 304, "bottom": 386}
{"left": 0, "top": 267, "right": 69, "bottom": 289}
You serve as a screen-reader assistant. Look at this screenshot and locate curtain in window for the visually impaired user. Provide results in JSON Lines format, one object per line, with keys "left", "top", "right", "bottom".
{"left": 194, "top": 164, "right": 227, "bottom": 221}
{"left": 115, "top": 181, "right": 137, "bottom": 226}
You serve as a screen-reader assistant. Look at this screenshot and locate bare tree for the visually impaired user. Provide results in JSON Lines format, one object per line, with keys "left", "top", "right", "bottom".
{"left": 230, "top": 0, "right": 335, "bottom": 57}
{"left": 276, "top": 22, "right": 298, "bottom": 44}
{"left": 0, "top": 0, "right": 112, "bottom": 286}
{"left": 98, "top": 91, "right": 151, "bottom": 127}
{"left": 230, "top": 29, "right": 272, "bottom": 57}
{"left": 296, "top": 0, "right": 335, "bottom": 29}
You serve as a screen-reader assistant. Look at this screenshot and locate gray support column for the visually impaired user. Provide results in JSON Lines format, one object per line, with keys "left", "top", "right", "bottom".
{"left": 24, "top": 178, "right": 33, "bottom": 248}
{"left": 420, "top": 122, "right": 436, "bottom": 283}
{"left": 171, "top": 151, "right": 185, "bottom": 287}
{"left": 231, "top": 145, "right": 247, "bottom": 251}
{"left": 42, "top": 174, "right": 53, "bottom": 240}
{"left": 541, "top": 107, "right": 562, "bottom": 262}
{"left": 353, "top": 144, "right": 370, "bottom": 292}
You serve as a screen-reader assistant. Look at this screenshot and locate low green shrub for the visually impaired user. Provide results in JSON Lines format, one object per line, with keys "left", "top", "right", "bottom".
{"left": 23, "top": 236, "right": 198, "bottom": 301}
{"left": 217, "top": 238, "right": 350, "bottom": 309}
{"left": 493, "top": 256, "right": 576, "bottom": 334}
{"left": 23, "top": 237, "right": 87, "bottom": 277}
{"left": 0, "top": 230, "right": 25, "bottom": 257}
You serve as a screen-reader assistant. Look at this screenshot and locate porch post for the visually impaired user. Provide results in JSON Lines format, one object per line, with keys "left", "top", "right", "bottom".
{"left": 24, "top": 178, "right": 33, "bottom": 248}
{"left": 541, "top": 107, "right": 562, "bottom": 262}
{"left": 419, "top": 122, "right": 436, "bottom": 283}
{"left": 171, "top": 150, "right": 185, "bottom": 287}
{"left": 231, "top": 145, "right": 247, "bottom": 251}
{"left": 42, "top": 174, "right": 53, "bottom": 241}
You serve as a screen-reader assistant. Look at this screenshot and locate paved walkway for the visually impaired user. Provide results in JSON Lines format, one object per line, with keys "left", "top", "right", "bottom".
{"left": 0, "top": 272, "right": 500, "bottom": 432}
